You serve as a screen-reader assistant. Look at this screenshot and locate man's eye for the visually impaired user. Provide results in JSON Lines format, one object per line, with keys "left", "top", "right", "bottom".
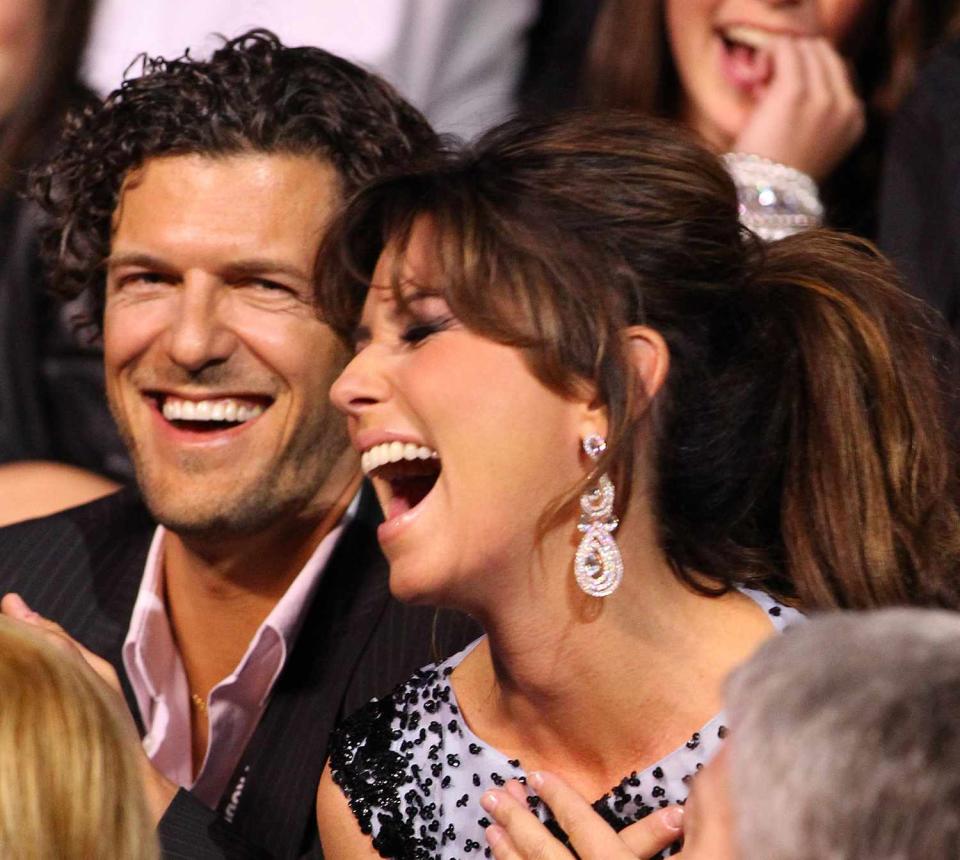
{"left": 120, "top": 272, "right": 169, "bottom": 287}
{"left": 400, "top": 317, "right": 454, "bottom": 345}
{"left": 248, "top": 279, "right": 294, "bottom": 294}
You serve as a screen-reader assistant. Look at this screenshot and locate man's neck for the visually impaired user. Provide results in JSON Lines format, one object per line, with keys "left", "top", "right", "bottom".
{"left": 162, "top": 472, "right": 362, "bottom": 696}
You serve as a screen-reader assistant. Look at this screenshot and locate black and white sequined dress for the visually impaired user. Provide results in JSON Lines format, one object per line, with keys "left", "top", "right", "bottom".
{"left": 329, "top": 588, "right": 801, "bottom": 860}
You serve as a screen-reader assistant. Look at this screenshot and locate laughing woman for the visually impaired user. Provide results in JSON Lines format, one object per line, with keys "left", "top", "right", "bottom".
{"left": 314, "top": 113, "right": 960, "bottom": 859}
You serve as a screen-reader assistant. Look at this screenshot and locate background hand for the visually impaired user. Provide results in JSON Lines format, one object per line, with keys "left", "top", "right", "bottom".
{"left": 481, "top": 771, "right": 683, "bottom": 859}
{"left": 733, "top": 36, "right": 865, "bottom": 181}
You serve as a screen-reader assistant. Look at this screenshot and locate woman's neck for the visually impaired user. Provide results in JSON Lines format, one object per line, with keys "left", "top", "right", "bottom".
{"left": 450, "top": 528, "right": 775, "bottom": 799}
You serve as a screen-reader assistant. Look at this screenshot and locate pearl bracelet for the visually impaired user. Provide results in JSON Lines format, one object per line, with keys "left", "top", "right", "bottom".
{"left": 722, "top": 152, "right": 824, "bottom": 242}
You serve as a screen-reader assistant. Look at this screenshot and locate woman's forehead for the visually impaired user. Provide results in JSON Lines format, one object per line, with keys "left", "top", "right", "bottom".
{"left": 374, "top": 220, "right": 451, "bottom": 289}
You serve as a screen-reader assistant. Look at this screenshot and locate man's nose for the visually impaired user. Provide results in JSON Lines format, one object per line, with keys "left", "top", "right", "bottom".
{"left": 330, "top": 345, "right": 391, "bottom": 417}
{"left": 166, "top": 277, "right": 238, "bottom": 372}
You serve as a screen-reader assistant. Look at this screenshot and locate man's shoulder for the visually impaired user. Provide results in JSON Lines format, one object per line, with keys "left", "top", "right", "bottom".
{"left": 0, "top": 488, "right": 155, "bottom": 631}
{"left": 0, "top": 486, "right": 153, "bottom": 552}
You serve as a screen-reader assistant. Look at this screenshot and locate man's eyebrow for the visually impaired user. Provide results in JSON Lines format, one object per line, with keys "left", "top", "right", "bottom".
{"left": 104, "top": 254, "right": 310, "bottom": 282}
{"left": 105, "top": 251, "right": 171, "bottom": 271}
{"left": 220, "top": 259, "right": 311, "bottom": 281}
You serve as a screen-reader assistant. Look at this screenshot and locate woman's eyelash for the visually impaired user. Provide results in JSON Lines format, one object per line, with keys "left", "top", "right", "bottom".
{"left": 400, "top": 316, "right": 455, "bottom": 344}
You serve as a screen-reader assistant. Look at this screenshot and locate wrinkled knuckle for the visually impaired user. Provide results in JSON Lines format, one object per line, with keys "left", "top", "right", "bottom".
{"left": 564, "top": 819, "right": 594, "bottom": 853}
{"left": 495, "top": 801, "right": 520, "bottom": 828}
{"left": 786, "top": 86, "right": 807, "bottom": 109}
{"left": 528, "top": 841, "right": 553, "bottom": 860}
{"left": 812, "top": 89, "right": 834, "bottom": 113}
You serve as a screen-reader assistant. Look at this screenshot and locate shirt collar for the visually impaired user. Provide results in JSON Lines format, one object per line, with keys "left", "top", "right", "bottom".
{"left": 122, "top": 490, "right": 361, "bottom": 716}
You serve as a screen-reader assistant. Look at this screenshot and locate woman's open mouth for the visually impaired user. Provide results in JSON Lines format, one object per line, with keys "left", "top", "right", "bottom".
{"left": 361, "top": 441, "right": 442, "bottom": 521}
{"left": 718, "top": 24, "right": 773, "bottom": 90}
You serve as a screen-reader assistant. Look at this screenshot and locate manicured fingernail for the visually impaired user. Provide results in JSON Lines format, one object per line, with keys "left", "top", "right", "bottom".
{"left": 664, "top": 806, "right": 684, "bottom": 830}
{"left": 485, "top": 824, "right": 504, "bottom": 846}
{"left": 528, "top": 771, "right": 544, "bottom": 790}
{"left": 481, "top": 791, "right": 499, "bottom": 812}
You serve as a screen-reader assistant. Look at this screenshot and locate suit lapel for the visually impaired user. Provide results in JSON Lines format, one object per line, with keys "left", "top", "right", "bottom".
{"left": 0, "top": 488, "right": 152, "bottom": 722}
{"left": 64, "top": 489, "right": 154, "bottom": 729}
{"left": 216, "top": 485, "right": 391, "bottom": 856}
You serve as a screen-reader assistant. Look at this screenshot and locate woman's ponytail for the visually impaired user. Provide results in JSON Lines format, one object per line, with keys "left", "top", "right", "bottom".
{"left": 752, "top": 233, "right": 960, "bottom": 607}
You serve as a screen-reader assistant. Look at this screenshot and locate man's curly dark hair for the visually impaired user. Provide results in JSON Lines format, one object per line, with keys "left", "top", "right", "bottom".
{"left": 31, "top": 28, "right": 439, "bottom": 326}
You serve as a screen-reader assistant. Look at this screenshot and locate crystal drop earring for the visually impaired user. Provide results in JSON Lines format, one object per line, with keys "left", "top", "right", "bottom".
{"left": 574, "top": 434, "right": 624, "bottom": 597}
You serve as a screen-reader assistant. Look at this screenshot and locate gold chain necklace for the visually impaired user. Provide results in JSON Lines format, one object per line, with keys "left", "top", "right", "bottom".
{"left": 190, "top": 693, "right": 208, "bottom": 713}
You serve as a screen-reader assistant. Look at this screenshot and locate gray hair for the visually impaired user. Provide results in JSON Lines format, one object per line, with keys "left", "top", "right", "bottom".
{"left": 725, "top": 609, "right": 960, "bottom": 860}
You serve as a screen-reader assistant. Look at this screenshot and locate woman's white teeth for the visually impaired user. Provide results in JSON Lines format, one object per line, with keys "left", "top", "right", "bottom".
{"left": 360, "top": 442, "right": 438, "bottom": 475}
{"left": 723, "top": 25, "right": 771, "bottom": 48}
{"left": 161, "top": 397, "right": 264, "bottom": 423}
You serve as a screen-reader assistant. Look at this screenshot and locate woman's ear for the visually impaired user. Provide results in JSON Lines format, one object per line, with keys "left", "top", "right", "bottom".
{"left": 575, "top": 327, "right": 669, "bottom": 441}
{"left": 625, "top": 325, "right": 669, "bottom": 411}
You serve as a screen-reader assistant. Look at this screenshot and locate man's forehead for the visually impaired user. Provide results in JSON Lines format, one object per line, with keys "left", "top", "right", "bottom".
{"left": 115, "top": 150, "right": 341, "bottom": 211}
{"left": 110, "top": 152, "right": 341, "bottom": 255}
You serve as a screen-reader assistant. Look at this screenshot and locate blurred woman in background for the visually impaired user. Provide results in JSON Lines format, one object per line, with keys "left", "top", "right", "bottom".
{"left": 583, "top": 0, "right": 958, "bottom": 239}
{"left": 0, "top": 0, "right": 127, "bottom": 524}
{"left": 0, "top": 0, "right": 130, "bottom": 488}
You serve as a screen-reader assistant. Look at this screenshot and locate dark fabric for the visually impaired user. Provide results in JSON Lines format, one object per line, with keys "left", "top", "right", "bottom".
{"left": 0, "top": 486, "right": 480, "bottom": 858}
{"left": 516, "top": 0, "right": 602, "bottom": 117}
{"left": 159, "top": 791, "right": 269, "bottom": 860}
{"left": 0, "top": 195, "right": 51, "bottom": 462}
{"left": 0, "top": 193, "right": 131, "bottom": 479}
{"left": 879, "top": 38, "right": 960, "bottom": 335}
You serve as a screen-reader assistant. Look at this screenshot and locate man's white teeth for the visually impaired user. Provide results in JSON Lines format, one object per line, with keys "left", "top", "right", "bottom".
{"left": 161, "top": 397, "right": 264, "bottom": 423}
{"left": 361, "top": 442, "right": 438, "bottom": 476}
{"left": 723, "top": 25, "right": 771, "bottom": 49}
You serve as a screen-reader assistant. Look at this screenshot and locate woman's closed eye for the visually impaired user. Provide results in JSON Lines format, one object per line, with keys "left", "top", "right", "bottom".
{"left": 400, "top": 316, "right": 456, "bottom": 346}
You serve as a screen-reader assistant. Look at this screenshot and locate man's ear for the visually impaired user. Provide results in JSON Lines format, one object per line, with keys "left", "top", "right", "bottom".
{"left": 625, "top": 325, "right": 669, "bottom": 412}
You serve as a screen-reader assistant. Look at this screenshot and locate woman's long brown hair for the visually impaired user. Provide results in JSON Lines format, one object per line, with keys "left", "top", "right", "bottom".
{"left": 317, "top": 111, "right": 960, "bottom": 610}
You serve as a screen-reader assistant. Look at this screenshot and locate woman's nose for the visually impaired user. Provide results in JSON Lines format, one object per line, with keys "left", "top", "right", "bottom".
{"left": 330, "top": 345, "right": 391, "bottom": 417}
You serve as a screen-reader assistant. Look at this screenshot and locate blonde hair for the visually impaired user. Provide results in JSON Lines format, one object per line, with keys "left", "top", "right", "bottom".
{"left": 0, "top": 618, "right": 158, "bottom": 860}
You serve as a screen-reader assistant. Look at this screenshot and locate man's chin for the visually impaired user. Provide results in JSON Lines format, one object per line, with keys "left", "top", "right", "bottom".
{"left": 148, "top": 499, "right": 276, "bottom": 539}
{"left": 137, "top": 475, "right": 291, "bottom": 540}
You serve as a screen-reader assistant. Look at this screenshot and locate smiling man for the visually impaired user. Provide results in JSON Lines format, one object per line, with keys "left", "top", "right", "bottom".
{"left": 0, "top": 31, "right": 477, "bottom": 859}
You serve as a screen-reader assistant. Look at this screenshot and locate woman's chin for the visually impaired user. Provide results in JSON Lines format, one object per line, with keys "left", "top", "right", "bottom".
{"left": 386, "top": 563, "right": 448, "bottom": 607}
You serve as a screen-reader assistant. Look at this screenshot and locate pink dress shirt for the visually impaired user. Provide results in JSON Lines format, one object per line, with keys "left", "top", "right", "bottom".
{"left": 122, "top": 494, "right": 358, "bottom": 807}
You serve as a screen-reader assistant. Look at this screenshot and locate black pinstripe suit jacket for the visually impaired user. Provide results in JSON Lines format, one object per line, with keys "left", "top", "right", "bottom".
{"left": 0, "top": 485, "right": 480, "bottom": 858}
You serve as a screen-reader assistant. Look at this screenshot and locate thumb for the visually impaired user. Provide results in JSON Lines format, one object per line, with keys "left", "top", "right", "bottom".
{"left": 1, "top": 592, "right": 41, "bottom": 622}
